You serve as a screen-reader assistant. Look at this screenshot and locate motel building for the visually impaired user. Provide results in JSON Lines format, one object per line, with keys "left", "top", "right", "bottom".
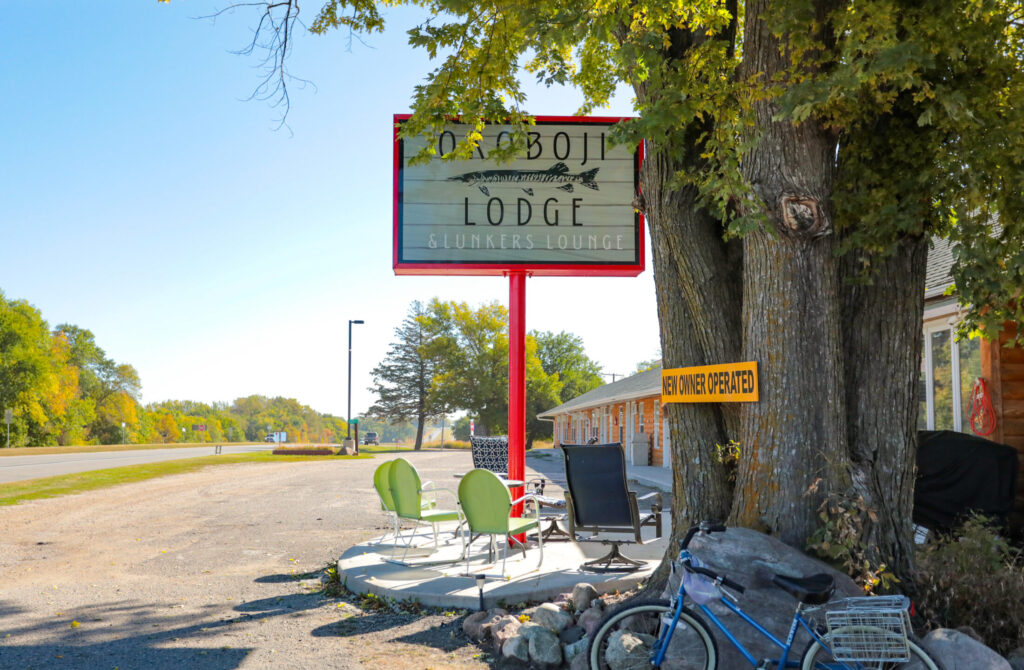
{"left": 537, "top": 366, "right": 671, "bottom": 469}
{"left": 539, "top": 239, "right": 1024, "bottom": 521}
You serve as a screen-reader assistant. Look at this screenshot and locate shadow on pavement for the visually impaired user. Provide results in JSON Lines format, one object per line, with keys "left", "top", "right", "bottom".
{"left": 0, "top": 578, "right": 337, "bottom": 670}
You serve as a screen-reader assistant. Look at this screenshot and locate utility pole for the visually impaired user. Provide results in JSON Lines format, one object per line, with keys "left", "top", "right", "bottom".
{"left": 347, "top": 319, "right": 364, "bottom": 454}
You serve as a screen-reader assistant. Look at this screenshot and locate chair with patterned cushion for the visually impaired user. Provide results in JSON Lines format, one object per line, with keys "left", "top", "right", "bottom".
{"left": 470, "top": 436, "right": 509, "bottom": 474}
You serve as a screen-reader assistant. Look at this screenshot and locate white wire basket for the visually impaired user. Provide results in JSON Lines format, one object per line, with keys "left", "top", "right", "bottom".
{"left": 824, "top": 596, "right": 912, "bottom": 662}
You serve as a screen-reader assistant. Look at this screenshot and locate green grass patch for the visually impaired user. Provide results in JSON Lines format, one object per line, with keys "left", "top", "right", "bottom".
{"left": 0, "top": 442, "right": 268, "bottom": 457}
{"left": 0, "top": 451, "right": 370, "bottom": 507}
{"left": 357, "top": 444, "right": 416, "bottom": 454}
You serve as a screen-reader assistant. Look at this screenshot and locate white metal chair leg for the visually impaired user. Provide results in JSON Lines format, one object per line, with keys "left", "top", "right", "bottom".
{"left": 398, "top": 518, "right": 422, "bottom": 563}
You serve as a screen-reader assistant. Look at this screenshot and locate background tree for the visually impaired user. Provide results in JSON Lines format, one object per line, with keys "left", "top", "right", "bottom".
{"left": 0, "top": 292, "right": 64, "bottom": 446}
{"left": 421, "top": 298, "right": 510, "bottom": 435}
{"left": 366, "top": 300, "right": 440, "bottom": 450}
{"left": 633, "top": 357, "right": 662, "bottom": 375}
{"left": 529, "top": 330, "right": 603, "bottom": 446}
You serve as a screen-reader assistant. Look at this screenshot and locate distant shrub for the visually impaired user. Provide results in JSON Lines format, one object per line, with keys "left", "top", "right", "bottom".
{"left": 422, "top": 439, "right": 471, "bottom": 450}
{"left": 272, "top": 447, "right": 334, "bottom": 456}
{"left": 915, "top": 516, "right": 1024, "bottom": 656}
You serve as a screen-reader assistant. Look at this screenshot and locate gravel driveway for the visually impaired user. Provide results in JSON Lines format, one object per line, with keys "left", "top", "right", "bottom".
{"left": 0, "top": 449, "right": 494, "bottom": 670}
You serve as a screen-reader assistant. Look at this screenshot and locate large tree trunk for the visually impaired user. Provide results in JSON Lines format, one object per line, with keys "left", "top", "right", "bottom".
{"left": 841, "top": 238, "right": 928, "bottom": 585}
{"left": 731, "top": 0, "right": 849, "bottom": 545}
{"left": 643, "top": 145, "right": 739, "bottom": 526}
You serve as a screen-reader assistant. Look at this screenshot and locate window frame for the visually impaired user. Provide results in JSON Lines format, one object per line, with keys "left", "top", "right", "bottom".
{"left": 922, "top": 320, "right": 967, "bottom": 432}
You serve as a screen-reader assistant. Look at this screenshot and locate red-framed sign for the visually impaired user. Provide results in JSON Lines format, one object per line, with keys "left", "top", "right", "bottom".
{"left": 393, "top": 115, "right": 645, "bottom": 277}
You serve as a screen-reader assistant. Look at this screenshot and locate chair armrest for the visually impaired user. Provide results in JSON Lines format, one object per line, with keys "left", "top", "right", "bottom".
{"left": 420, "top": 486, "right": 458, "bottom": 506}
{"left": 635, "top": 491, "right": 663, "bottom": 512}
{"left": 511, "top": 493, "right": 543, "bottom": 518}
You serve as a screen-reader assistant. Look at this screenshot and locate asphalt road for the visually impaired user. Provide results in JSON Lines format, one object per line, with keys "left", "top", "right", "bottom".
{"left": 0, "top": 449, "right": 490, "bottom": 670}
{"left": 0, "top": 445, "right": 273, "bottom": 484}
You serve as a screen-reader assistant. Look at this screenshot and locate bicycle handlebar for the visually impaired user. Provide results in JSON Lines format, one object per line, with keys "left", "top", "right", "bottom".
{"left": 677, "top": 522, "right": 746, "bottom": 594}
{"left": 679, "top": 521, "right": 727, "bottom": 551}
{"left": 690, "top": 564, "right": 746, "bottom": 594}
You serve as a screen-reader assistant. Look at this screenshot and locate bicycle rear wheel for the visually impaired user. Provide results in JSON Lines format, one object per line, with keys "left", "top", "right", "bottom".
{"left": 588, "top": 599, "right": 717, "bottom": 670}
{"left": 801, "top": 630, "right": 944, "bottom": 670}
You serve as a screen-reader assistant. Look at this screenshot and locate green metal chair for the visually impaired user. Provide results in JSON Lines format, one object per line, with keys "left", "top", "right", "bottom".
{"left": 387, "top": 457, "right": 461, "bottom": 563}
{"left": 373, "top": 460, "right": 430, "bottom": 545}
{"left": 457, "top": 468, "right": 544, "bottom": 577}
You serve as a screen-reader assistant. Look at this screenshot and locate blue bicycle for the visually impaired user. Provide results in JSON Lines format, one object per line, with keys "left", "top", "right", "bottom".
{"left": 588, "top": 522, "right": 943, "bottom": 670}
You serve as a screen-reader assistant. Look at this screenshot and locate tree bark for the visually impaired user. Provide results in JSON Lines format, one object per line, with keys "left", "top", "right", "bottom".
{"left": 642, "top": 144, "right": 740, "bottom": 526}
{"left": 841, "top": 238, "right": 928, "bottom": 585}
{"left": 731, "top": 0, "right": 849, "bottom": 545}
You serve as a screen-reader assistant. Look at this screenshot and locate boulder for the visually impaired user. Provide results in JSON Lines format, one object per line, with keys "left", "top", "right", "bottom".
{"left": 573, "top": 582, "right": 599, "bottom": 613}
{"left": 490, "top": 615, "right": 522, "bottom": 654}
{"left": 560, "top": 625, "right": 585, "bottom": 644}
{"left": 578, "top": 605, "right": 605, "bottom": 637}
{"left": 462, "top": 611, "right": 489, "bottom": 640}
{"left": 462, "top": 608, "right": 507, "bottom": 641}
{"left": 528, "top": 626, "right": 564, "bottom": 667}
{"left": 517, "top": 621, "right": 545, "bottom": 641}
{"left": 570, "top": 648, "right": 591, "bottom": 670}
{"left": 563, "top": 636, "right": 589, "bottom": 663}
{"left": 660, "top": 527, "right": 862, "bottom": 669}
{"left": 923, "top": 628, "right": 1012, "bottom": 670}
{"left": 533, "top": 602, "right": 574, "bottom": 633}
{"left": 502, "top": 634, "right": 530, "bottom": 663}
{"left": 1006, "top": 647, "right": 1024, "bottom": 670}
{"left": 605, "top": 629, "right": 656, "bottom": 670}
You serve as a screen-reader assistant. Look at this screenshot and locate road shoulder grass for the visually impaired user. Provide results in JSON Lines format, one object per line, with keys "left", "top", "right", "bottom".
{"left": 0, "top": 452, "right": 371, "bottom": 507}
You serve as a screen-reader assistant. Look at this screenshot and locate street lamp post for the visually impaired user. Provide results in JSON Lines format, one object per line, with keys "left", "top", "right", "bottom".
{"left": 347, "top": 319, "right": 364, "bottom": 452}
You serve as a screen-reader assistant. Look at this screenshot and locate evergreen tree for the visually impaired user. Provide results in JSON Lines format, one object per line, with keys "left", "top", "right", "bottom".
{"left": 366, "top": 301, "right": 440, "bottom": 450}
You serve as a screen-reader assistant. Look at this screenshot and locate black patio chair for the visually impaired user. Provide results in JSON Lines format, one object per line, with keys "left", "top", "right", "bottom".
{"left": 561, "top": 442, "right": 663, "bottom": 571}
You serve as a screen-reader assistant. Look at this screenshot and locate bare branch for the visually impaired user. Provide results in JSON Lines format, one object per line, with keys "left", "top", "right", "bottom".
{"left": 198, "top": 0, "right": 304, "bottom": 130}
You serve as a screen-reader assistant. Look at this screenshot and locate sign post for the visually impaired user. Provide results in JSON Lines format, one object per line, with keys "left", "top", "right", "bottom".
{"left": 394, "top": 116, "right": 644, "bottom": 543}
{"left": 4, "top": 408, "right": 12, "bottom": 448}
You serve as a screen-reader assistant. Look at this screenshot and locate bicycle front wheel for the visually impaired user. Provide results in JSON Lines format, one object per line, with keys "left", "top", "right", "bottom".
{"left": 588, "top": 599, "right": 717, "bottom": 670}
{"left": 801, "top": 629, "right": 944, "bottom": 670}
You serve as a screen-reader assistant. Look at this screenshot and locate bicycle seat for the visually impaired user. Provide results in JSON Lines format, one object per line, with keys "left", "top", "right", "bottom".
{"left": 771, "top": 572, "right": 835, "bottom": 605}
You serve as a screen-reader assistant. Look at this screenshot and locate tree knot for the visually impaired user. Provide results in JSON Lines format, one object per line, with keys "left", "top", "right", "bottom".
{"left": 779, "top": 194, "right": 827, "bottom": 237}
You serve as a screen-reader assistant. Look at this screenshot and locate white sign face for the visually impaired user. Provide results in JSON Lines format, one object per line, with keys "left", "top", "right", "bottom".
{"left": 394, "top": 117, "right": 643, "bottom": 276}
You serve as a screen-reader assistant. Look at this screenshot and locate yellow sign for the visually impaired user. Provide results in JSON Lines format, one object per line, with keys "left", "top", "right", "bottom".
{"left": 661, "top": 362, "right": 759, "bottom": 403}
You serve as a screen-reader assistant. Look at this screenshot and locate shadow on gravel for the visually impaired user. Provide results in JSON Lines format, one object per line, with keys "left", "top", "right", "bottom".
{"left": 0, "top": 643, "right": 249, "bottom": 670}
{"left": 0, "top": 588, "right": 336, "bottom": 669}
{"left": 234, "top": 592, "right": 324, "bottom": 616}
{"left": 254, "top": 570, "right": 321, "bottom": 583}
{"left": 310, "top": 611, "right": 416, "bottom": 637}
{"left": 0, "top": 600, "right": 27, "bottom": 617}
{"left": 309, "top": 612, "right": 477, "bottom": 654}
{"left": 393, "top": 619, "right": 474, "bottom": 652}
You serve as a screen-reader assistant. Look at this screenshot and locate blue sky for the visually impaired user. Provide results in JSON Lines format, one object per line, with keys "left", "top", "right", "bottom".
{"left": 1, "top": 0, "right": 661, "bottom": 418}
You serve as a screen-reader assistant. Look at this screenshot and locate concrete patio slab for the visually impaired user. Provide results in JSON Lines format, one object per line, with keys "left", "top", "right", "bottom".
{"left": 338, "top": 516, "right": 670, "bottom": 610}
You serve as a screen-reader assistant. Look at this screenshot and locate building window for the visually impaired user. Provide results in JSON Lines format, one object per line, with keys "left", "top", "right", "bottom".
{"left": 919, "top": 323, "right": 982, "bottom": 432}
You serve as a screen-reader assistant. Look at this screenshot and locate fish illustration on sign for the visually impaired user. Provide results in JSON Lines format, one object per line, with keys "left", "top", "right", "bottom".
{"left": 447, "top": 162, "right": 600, "bottom": 196}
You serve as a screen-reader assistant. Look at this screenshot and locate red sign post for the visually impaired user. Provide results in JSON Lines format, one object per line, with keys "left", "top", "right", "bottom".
{"left": 394, "top": 116, "right": 644, "bottom": 541}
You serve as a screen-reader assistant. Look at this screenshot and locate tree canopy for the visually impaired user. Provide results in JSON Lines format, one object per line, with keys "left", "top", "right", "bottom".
{"left": 196, "top": 0, "right": 1024, "bottom": 583}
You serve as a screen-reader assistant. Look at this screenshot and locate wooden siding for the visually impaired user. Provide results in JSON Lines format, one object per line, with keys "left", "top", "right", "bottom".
{"left": 984, "top": 323, "right": 1024, "bottom": 525}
